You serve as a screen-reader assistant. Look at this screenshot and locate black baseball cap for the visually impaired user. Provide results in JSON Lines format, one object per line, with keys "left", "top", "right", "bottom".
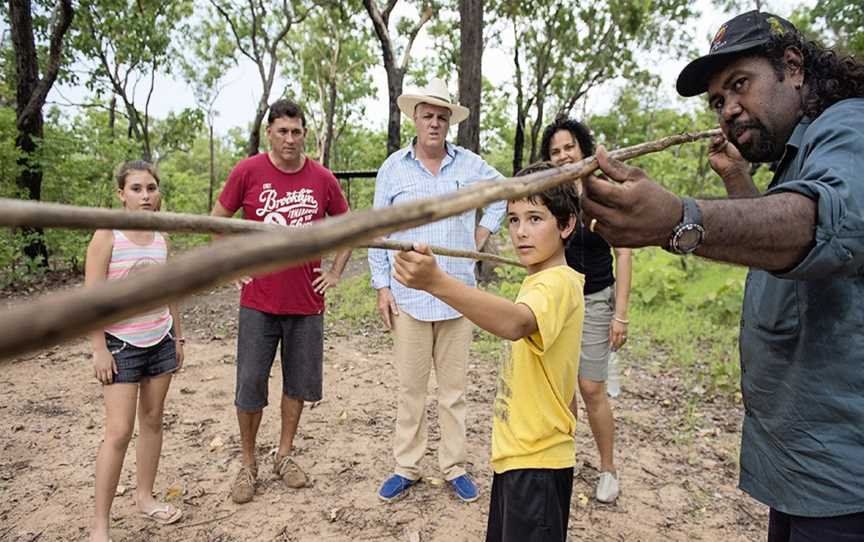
{"left": 676, "top": 10, "right": 797, "bottom": 97}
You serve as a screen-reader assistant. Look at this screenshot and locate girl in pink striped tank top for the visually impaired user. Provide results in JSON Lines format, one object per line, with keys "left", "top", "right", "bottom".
{"left": 85, "top": 161, "right": 184, "bottom": 541}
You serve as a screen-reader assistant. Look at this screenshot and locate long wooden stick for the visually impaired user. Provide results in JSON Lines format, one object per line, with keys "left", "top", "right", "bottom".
{"left": 0, "top": 199, "right": 525, "bottom": 267}
{"left": 0, "top": 129, "right": 720, "bottom": 361}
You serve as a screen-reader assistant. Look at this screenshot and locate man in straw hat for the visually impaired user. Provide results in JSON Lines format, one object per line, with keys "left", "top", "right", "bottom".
{"left": 368, "top": 78, "right": 506, "bottom": 503}
{"left": 580, "top": 10, "right": 864, "bottom": 540}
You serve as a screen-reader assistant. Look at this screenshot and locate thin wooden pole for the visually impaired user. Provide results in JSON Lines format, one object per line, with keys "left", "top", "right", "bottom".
{"left": 0, "top": 129, "right": 720, "bottom": 361}
{"left": 0, "top": 199, "right": 524, "bottom": 267}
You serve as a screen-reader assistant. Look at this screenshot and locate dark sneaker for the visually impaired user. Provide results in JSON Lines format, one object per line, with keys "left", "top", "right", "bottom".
{"left": 449, "top": 474, "right": 479, "bottom": 503}
{"left": 378, "top": 474, "right": 417, "bottom": 503}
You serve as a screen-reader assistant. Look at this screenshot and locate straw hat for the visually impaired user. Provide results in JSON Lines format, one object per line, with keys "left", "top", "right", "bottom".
{"left": 397, "top": 78, "right": 470, "bottom": 125}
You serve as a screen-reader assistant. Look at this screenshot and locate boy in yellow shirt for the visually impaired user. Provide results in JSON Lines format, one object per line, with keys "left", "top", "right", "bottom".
{"left": 394, "top": 163, "right": 584, "bottom": 541}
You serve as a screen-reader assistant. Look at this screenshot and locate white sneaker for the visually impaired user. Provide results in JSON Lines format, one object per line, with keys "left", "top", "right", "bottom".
{"left": 596, "top": 471, "right": 620, "bottom": 503}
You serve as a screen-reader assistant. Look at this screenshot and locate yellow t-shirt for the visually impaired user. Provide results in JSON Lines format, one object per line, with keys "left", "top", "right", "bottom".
{"left": 491, "top": 265, "right": 585, "bottom": 473}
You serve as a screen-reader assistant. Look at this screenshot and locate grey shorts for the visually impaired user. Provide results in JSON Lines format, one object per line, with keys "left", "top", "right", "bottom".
{"left": 579, "top": 286, "right": 614, "bottom": 382}
{"left": 105, "top": 332, "right": 177, "bottom": 384}
{"left": 235, "top": 307, "right": 324, "bottom": 411}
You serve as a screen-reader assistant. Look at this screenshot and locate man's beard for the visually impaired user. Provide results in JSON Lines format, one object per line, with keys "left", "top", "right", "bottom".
{"left": 728, "top": 119, "right": 780, "bottom": 163}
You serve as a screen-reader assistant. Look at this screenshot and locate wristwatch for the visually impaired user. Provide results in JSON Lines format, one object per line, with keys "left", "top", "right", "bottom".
{"left": 667, "top": 197, "right": 705, "bottom": 254}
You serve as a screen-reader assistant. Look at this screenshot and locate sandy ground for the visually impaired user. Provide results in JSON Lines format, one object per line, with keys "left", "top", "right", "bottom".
{"left": 0, "top": 275, "right": 768, "bottom": 542}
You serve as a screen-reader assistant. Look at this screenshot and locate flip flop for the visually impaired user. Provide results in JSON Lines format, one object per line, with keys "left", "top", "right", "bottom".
{"left": 139, "top": 503, "right": 182, "bottom": 525}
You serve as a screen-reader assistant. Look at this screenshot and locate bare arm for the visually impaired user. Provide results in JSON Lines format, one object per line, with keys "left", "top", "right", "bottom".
{"left": 695, "top": 194, "right": 816, "bottom": 269}
{"left": 210, "top": 201, "right": 236, "bottom": 241}
{"left": 393, "top": 244, "right": 537, "bottom": 341}
{"left": 165, "top": 236, "right": 184, "bottom": 368}
{"left": 312, "top": 248, "right": 353, "bottom": 295}
{"left": 709, "top": 135, "right": 759, "bottom": 197}
{"left": 475, "top": 225, "right": 492, "bottom": 251}
{"left": 85, "top": 230, "right": 116, "bottom": 383}
{"left": 610, "top": 247, "right": 632, "bottom": 351}
{"left": 581, "top": 146, "right": 816, "bottom": 271}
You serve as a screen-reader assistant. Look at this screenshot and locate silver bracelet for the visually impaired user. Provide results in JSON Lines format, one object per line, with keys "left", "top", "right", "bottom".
{"left": 612, "top": 316, "right": 629, "bottom": 325}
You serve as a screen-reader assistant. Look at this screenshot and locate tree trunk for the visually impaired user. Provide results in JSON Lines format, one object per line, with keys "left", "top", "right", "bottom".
{"left": 385, "top": 66, "right": 404, "bottom": 156}
{"left": 456, "top": 0, "right": 482, "bottom": 153}
{"left": 528, "top": 91, "right": 546, "bottom": 163}
{"left": 208, "top": 121, "right": 215, "bottom": 212}
{"left": 247, "top": 97, "right": 269, "bottom": 156}
{"left": 108, "top": 94, "right": 116, "bottom": 138}
{"left": 322, "top": 76, "right": 338, "bottom": 167}
{"left": 512, "top": 111, "right": 526, "bottom": 176}
{"left": 9, "top": 0, "right": 74, "bottom": 266}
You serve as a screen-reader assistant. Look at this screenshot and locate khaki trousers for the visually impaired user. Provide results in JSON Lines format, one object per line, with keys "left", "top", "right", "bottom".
{"left": 391, "top": 312, "right": 473, "bottom": 481}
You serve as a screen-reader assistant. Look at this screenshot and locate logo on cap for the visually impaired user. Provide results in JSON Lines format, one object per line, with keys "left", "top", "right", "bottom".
{"left": 710, "top": 24, "right": 728, "bottom": 52}
{"left": 766, "top": 16, "right": 786, "bottom": 36}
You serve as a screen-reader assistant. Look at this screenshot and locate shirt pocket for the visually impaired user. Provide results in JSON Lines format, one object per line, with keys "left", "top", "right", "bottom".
{"left": 390, "top": 182, "right": 426, "bottom": 205}
{"left": 743, "top": 271, "right": 800, "bottom": 334}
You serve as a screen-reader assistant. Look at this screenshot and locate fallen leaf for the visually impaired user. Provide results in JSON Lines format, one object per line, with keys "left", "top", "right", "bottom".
{"left": 165, "top": 483, "right": 184, "bottom": 501}
{"left": 115, "top": 484, "right": 127, "bottom": 496}
{"left": 577, "top": 493, "right": 589, "bottom": 507}
{"left": 209, "top": 436, "right": 224, "bottom": 450}
{"left": 424, "top": 477, "right": 444, "bottom": 487}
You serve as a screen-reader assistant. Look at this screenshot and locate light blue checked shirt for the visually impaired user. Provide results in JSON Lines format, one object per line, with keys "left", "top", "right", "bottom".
{"left": 368, "top": 140, "right": 506, "bottom": 322}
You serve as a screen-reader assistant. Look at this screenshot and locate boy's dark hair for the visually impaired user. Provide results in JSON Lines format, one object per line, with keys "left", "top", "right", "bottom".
{"left": 268, "top": 99, "right": 306, "bottom": 127}
{"left": 116, "top": 160, "right": 160, "bottom": 189}
{"left": 539, "top": 116, "right": 595, "bottom": 162}
{"left": 511, "top": 161, "right": 581, "bottom": 243}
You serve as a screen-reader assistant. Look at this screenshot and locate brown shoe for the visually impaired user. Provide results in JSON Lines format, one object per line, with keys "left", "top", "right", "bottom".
{"left": 231, "top": 464, "right": 257, "bottom": 504}
{"left": 274, "top": 454, "right": 307, "bottom": 489}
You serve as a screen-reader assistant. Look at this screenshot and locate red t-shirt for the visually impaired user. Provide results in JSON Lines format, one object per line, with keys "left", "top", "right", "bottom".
{"left": 218, "top": 153, "right": 349, "bottom": 315}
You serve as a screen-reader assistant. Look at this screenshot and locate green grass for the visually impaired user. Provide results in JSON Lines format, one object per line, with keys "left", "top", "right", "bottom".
{"left": 629, "top": 256, "right": 745, "bottom": 395}
{"left": 324, "top": 270, "right": 379, "bottom": 330}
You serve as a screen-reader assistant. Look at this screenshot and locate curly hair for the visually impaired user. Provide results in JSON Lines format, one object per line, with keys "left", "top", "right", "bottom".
{"left": 539, "top": 116, "right": 595, "bottom": 162}
{"left": 511, "top": 161, "right": 581, "bottom": 243}
{"left": 764, "top": 31, "right": 864, "bottom": 119}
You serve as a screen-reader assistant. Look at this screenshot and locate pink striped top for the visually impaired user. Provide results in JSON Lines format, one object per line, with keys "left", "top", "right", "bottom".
{"left": 104, "top": 230, "right": 173, "bottom": 347}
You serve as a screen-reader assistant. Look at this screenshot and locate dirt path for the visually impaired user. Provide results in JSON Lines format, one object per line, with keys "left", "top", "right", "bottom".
{"left": 0, "top": 278, "right": 767, "bottom": 541}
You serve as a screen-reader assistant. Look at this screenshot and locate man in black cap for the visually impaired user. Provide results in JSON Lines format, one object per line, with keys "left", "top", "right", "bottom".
{"left": 580, "top": 10, "right": 864, "bottom": 541}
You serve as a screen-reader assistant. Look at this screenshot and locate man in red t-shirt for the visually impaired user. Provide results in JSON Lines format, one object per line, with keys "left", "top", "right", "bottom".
{"left": 212, "top": 99, "right": 351, "bottom": 504}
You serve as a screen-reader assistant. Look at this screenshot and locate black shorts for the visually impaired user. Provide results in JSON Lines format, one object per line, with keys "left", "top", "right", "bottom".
{"left": 106, "top": 332, "right": 177, "bottom": 384}
{"left": 768, "top": 508, "right": 864, "bottom": 542}
{"left": 235, "top": 307, "right": 324, "bottom": 410}
{"left": 485, "top": 467, "right": 573, "bottom": 542}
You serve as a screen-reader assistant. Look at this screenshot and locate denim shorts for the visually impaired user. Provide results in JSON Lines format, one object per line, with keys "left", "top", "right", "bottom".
{"left": 235, "top": 307, "right": 323, "bottom": 411}
{"left": 105, "top": 332, "right": 178, "bottom": 384}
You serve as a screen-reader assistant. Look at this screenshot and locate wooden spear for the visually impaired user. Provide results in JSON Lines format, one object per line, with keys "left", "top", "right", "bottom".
{"left": 0, "top": 199, "right": 525, "bottom": 268}
{"left": 0, "top": 129, "right": 720, "bottom": 361}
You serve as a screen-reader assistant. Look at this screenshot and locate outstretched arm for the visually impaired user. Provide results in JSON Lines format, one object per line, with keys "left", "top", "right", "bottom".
{"left": 581, "top": 146, "right": 815, "bottom": 271}
{"left": 393, "top": 243, "right": 537, "bottom": 341}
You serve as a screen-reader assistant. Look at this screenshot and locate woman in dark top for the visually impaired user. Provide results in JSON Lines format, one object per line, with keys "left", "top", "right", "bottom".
{"left": 540, "top": 117, "right": 632, "bottom": 504}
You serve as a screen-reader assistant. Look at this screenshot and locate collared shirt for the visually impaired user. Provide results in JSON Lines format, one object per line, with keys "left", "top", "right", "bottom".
{"left": 368, "top": 141, "right": 506, "bottom": 321}
{"left": 737, "top": 98, "right": 864, "bottom": 517}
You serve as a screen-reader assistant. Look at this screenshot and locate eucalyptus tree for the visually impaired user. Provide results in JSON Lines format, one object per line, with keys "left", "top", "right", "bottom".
{"left": 362, "top": 0, "right": 438, "bottom": 156}
{"left": 71, "top": 0, "right": 196, "bottom": 162}
{"left": 6, "top": 0, "right": 74, "bottom": 264}
{"left": 812, "top": 0, "right": 864, "bottom": 57}
{"left": 180, "top": 13, "right": 237, "bottom": 209}
{"left": 290, "top": 0, "right": 376, "bottom": 167}
{"left": 207, "top": 0, "right": 321, "bottom": 156}
{"left": 492, "top": 0, "right": 695, "bottom": 174}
